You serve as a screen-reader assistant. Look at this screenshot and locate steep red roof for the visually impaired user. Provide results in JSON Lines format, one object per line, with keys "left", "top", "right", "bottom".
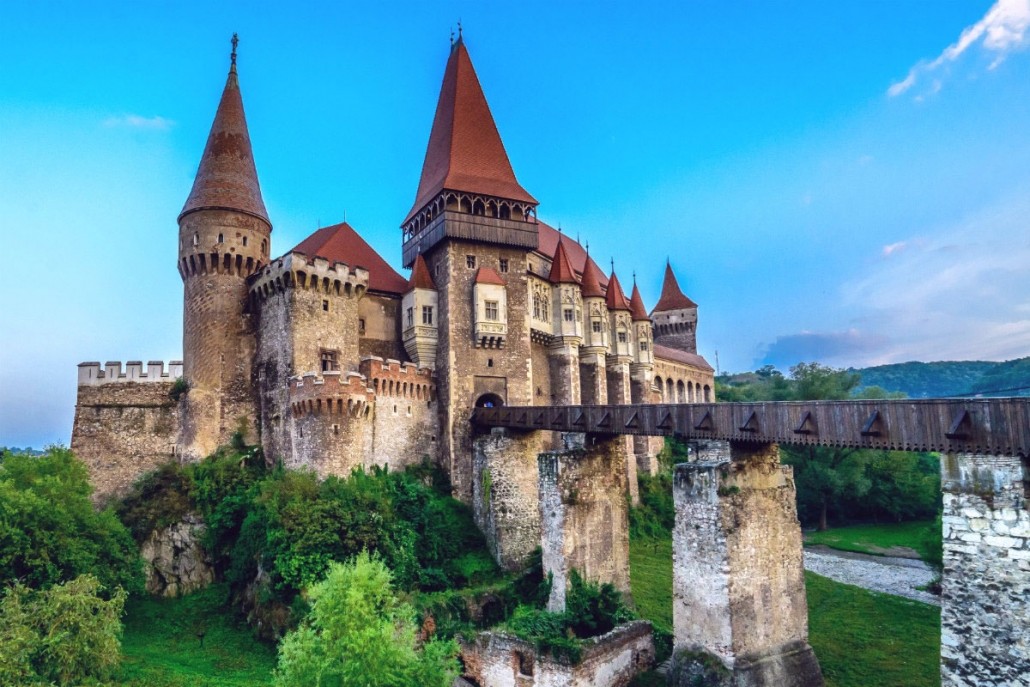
{"left": 180, "top": 59, "right": 270, "bottom": 226}
{"left": 629, "top": 283, "right": 650, "bottom": 321}
{"left": 653, "top": 262, "right": 698, "bottom": 312}
{"left": 536, "top": 221, "right": 608, "bottom": 289}
{"left": 407, "top": 253, "right": 436, "bottom": 290}
{"left": 580, "top": 254, "right": 607, "bottom": 299}
{"left": 654, "top": 344, "right": 714, "bottom": 372}
{"left": 292, "top": 222, "right": 408, "bottom": 294}
{"left": 548, "top": 239, "right": 579, "bottom": 284}
{"left": 605, "top": 272, "right": 632, "bottom": 311}
{"left": 474, "top": 266, "right": 505, "bottom": 285}
{"left": 405, "top": 39, "right": 536, "bottom": 222}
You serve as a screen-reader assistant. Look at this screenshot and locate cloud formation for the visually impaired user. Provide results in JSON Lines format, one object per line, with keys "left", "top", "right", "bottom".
{"left": 103, "top": 114, "right": 174, "bottom": 130}
{"left": 889, "top": 0, "right": 1030, "bottom": 97}
{"left": 759, "top": 329, "right": 889, "bottom": 369}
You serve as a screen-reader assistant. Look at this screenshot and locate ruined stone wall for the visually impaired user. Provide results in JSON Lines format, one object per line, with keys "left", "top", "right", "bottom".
{"left": 360, "top": 357, "right": 438, "bottom": 471}
{"left": 359, "top": 292, "right": 405, "bottom": 361}
{"left": 71, "top": 362, "right": 181, "bottom": 502}
{"left": 940, "top": 453, "right": 1029, "bottom": 686}
{"left": 460, "top": 621, "right": 654, "bottom": 687}
{"left": 540, "top": 435, "right": 631, "bottom": 612}
{"left": 288, "top": 372, "right": 374, "bottom": 478}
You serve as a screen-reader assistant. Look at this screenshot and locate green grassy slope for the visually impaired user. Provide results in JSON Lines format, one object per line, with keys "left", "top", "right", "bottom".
{"left": 804, "top": 520, "right": 938, "bottom": 561}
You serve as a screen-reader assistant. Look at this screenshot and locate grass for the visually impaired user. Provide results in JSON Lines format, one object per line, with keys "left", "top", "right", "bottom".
{"left": 804, "top": 520, "right": 938, "bottom": 561}
{"left": 629, "top": 536, "right": 941, "bottom": 687}
{"left": 117, "top": 584, "right": 276, "bottom": 686}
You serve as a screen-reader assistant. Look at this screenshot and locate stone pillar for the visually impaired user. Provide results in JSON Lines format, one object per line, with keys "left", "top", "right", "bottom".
{"left": 672, "top": 441, "right": 823, "bottom": 687}
{"left": 940, "top": 453, "right": 1029, "bottom": 686}
{"left": 539, "top": 434, "right": 632, "bottom": 612}
{"left": 473, "top": 428, "right": 550, "bottom": 571}
{"left": 548, "top": 341, "right": 581, "bottom": 406}
{"left": 630, "top": 362, "right": 656, "bottom": 476}
{"left": 606, "top": 358, "right": 639, "bottom": 505}
{"left": 579, "top": 348, "right": 607, "bottom": 405}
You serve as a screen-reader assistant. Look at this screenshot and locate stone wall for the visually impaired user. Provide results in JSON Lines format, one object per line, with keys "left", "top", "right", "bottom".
{"left": 672, "top": 442, "right": 822, "bottom": 686}
{"left": 530, "top": 341, "right": 553, "bottom": 405}
{"left": 460, "top": 620, "right": 654, "bottom": 687}
{"left": 940, "top": 453, "right": 1030, "bottom": 686}
{"left": 71, "top": 369, "right": 180, "bottom": 502}
{"left": 289, "top": 372, "right": 374, "bottom": 477}
{"left": 359, "top": 292, "right": 405, "bottom": 361}
{"left": 653, "top": 357, "right": 713, "bottom": 404}
{"left": 360, "top": 357, "right": 438, "bottom": 471}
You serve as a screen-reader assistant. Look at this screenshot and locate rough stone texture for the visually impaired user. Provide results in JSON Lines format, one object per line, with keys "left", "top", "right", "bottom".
{"left": 579, "top": 349, "right": 608, "bottom": 405}
{"left": 473, "top": 429, "right": 549, "bottom": 571}
{"left": 605, "top": 360, "right": 640, "bottom": 505}
{"left": 289, "top": 372, "right": 374, "bottom": 477}
{"left": 140, "top": 513, "right": 214, "bottom": 597}
{"left": 672, "top": 442, "right": 823, "bottom": 687}
{"left": 359, "top": 292, "right": 405, "bottom": 361}
{"left": 540, "top": 435, "right": 632, "bottom": 612}
{"left": 530, "top": 341, "right": 553, "bottom": 406}
{"left": 460, "top": 620, "right": 654, "bottom": 687}
{"left": 361, "top": 357, "right": 438, "bottom": 471}
{"left": 940, "top": 453, "right": 1030, "bottom": 687}
{"left": 630, "top": 363, "right": 656, "bottom": 475}
{"left": 71, "top": 374, "right": 180, "bottom": 502}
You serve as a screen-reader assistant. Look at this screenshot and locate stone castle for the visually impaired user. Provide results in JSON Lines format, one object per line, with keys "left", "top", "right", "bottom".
{"left": 71, "top": 37, "right": 714, "bottom": 501}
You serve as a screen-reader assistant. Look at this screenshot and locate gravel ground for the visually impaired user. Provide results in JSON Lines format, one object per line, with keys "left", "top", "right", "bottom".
{"left": 803, "top": 547, "right": 940, "bottom": 606}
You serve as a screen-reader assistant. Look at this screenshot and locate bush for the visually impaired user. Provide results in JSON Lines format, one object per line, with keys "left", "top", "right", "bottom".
{"left": 115, "top": 462, "right": 195, "bottom": 543}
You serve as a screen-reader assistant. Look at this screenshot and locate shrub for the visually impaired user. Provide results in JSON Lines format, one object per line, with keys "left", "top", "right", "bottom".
{"left": 115, "top": 462, "right": 195, "bottom": 543}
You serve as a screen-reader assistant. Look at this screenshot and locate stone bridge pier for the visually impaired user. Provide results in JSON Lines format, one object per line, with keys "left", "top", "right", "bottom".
{"left": 672, "top": 440, "right": 824, "bottom": 686}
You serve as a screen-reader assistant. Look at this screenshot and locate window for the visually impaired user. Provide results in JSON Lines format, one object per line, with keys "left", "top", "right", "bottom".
{"left": 217, "top": 233, "right": 224, "bottom": 243}
{"left": 192, "top": 233, "right": 199, "bottom": 246}
{"left": 533, "top": 297, "right": 541, "bottom": 319}
{"left": 358, "top": 318, "right": 365, "bottom": 335}
{"left": 592, "top": 319, "right": 603, "bottom": 333}
{"left": 485, "top": 300, "right": 499, "bottom": 321}
{"left": 563, "top": 308, "right": 574, "bottom": 322}
{"left": 242, "top": 236, "right": 248, "bottom": 247}
{"left": 406, "top": 307, "right": 414, "bottom": 328}
{"left": 639, "top": 341, "right": 649, "bottom": 351}
{"left": 320, "top": 350, "right": 339, "bottom": 372}
{"left": 499, "top": 258, "right": 509, "bottom": 273}
{"left": 422, "top": 305, "right": 433, "bottom": 325}
{"left": 322, "top": 299, "right": 329, "bottom": 312}
{"left": 618, "top": 331, "right": 627, "bottom": 343}
{"left": 533, "top": 295, "right": 548, "bottom": 321}
{"left": 466, "top": 255, "right": 477, "bottom": 269}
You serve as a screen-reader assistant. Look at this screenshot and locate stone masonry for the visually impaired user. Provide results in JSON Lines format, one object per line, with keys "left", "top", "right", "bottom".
{"left": 940, "top": 453, "right": 1030, "bottom": 687}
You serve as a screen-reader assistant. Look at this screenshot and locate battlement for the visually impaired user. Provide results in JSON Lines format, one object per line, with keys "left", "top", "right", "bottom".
{"left": 77, "top": 360, "right": 183, "bottom": 387}
{"left": 250, "top": 252, "right": 370, "bottom": 303}
{"left": 359, "top": 356, "right": 435, "bottom": 401}
{"left": 289, "top": 371, "right": 375, "bottom": 418}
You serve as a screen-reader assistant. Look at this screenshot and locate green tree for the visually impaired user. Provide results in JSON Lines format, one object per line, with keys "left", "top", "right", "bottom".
{"left": 274, "top": 552, "right": 459, "bottom": 687}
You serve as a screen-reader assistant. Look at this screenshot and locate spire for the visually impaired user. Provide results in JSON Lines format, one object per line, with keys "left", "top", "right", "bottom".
{"left": 548, "top": 238, "right": 579, "bottom": 284}
{"left": 629, "top": 283, "right": 650, "bottom": 321}
{"left": 405, "top": 40, "right": 536, "bottom": 222}
{"left": 407, "top": 253, "right": 436, "bottom": 290}
{"left": 605, "top": 271, "right": 632, "bottom": 311}
{"left": 580, "top": 254, "right": 607, "bottom": 299}
{"left": 653, "top": 262, "right": 698, "bottom": 312}
{"left": 180, "top": 35, "right": 270, "bottom": 227}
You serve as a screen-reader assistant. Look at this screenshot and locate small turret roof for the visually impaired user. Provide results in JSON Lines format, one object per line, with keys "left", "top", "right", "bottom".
{"left": 653, "top": 261, "right": 698, "bottom": 312}
{"left": 180, "top": 43, "right": 270, "bottom": 227}
{"left": 474, "top": 266, "right": 506, "bottom": 285}
{"left": 547, "top": 238, "right": 579, "bottom": 284}
{"left": 580, "top": 254, "right": 607, "bottom": 299}
{"left": 407, "top": 253, "right": 436, "bottom": 290}
{"left": 629, "top": 283, "right": 650, "bottom": 321}
{"left": 292, "top": 222, "right": 408, "bottom": 294}
{"left": 405, "top": 39, "right": 536, "bottom": 223}
{"left": 605, "top": 271, "right": 632, "bottom": 311}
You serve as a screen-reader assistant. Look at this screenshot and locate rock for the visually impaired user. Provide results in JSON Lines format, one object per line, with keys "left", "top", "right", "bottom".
{"left": 667, "top": 648, "right": 733, "bottom": 687}
{"left": 141, "top": 512, "right": 214, "bottom": 597}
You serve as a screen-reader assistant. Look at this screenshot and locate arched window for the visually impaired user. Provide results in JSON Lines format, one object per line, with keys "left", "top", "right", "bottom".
{"left": 677, "top": 380, "right": 685, "bottom": 403}
{"left": 687, "top": 381, "right": 694, "bottom": 402}
{"left": 654, "top": 376, "right": 664, "bottom": 401}
{"left": 666, "top": 378, "right": 674, "bottom": 401}
{"left": 704, "top": 385, "right": 712, "bottom": 402}
{"left": 475, "top": 393, "right": 504, "bottom": 408}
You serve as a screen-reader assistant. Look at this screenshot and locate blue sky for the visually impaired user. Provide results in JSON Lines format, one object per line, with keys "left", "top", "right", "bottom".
{"left": 2, "top": 1, "right": 1029, "bottom": 447}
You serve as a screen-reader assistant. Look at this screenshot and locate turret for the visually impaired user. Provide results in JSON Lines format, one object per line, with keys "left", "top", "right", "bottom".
{"left": 651, "top": 260, "right": 698, "bottom": 354}
{"left": 605, "top": 270, "right": 633, "bottom": 360}
{"left": 177, "top": 35, "right": 270, "bottom": 460}
{"left": 578, "top": 255, "right": 609, "bottom": 404}
{"left": 629, "top": 282, "right": 654, "bottom": 367}
{"left": 548, "top": 239, "right": 582, "bottom": 342}
{"left": 402, "top": 254, "right": 439, "bottom": 369}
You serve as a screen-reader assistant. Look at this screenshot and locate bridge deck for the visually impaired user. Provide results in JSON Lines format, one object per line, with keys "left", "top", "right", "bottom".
{"left": 471, "top": 399, "right": 1030, "bottom": 456}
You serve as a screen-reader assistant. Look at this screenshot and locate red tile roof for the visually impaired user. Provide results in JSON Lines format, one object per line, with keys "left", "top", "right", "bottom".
{"left": 292, "top": 222, "right": 408, "bottom": 294}
{"left": 474, "top": 266, "right": 506, "bottom": 285}
{"left": 180, "top": 62, "right": 270, "bottom": 226}
{"left": 536, "top": 221, "right": 608, "bottom": 290}
{"left": 407, "top": 253, "right": 436, "bottom": 290}
{"left": 405, "top": 39, "right": 537, "bottom": 222}
{"left": 580, "top": 254, "right": 607, "bottom": 299}
{"left": 605, "top": 272, "right": 632, "bottom": 311}
{"left": 547, "top": 239, "right": 579, "bottom": 284}
{"left": 653, "top": 262, "right": 698, "bottom": 312}
{"left": 629, "top": 283, "right": 650, "bottom": 321}
{"left": 654, "top": 344, "right": 714, "bottom": 372}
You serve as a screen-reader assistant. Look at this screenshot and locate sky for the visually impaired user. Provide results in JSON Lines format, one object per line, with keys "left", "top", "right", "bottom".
{"left": 2, "top": 1, "right": 1029, "bottom": 448}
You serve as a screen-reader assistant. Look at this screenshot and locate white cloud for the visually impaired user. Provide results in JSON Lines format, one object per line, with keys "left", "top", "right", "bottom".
{"left": 881, "top": 241, "right": 907, "bottom": 257}
{"left": 889, "top": 0, "right": 1030, "bottom": 98}
{"left": 103, "top": 114, "right": 174, "bottom": 130}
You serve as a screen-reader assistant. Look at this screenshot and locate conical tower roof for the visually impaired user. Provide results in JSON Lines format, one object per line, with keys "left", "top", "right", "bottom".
{"left": 653, "top": 261, "right": 697, "bottom": 312}
{"left": 629, "top": 283, "right": 650, "bottom": 321}
{"left": 580, "top": 253, "right": 607, "bottom": 299}
{"left": 605, "top": 271, "right": 632, "bottom": 311}
{"left": 407, "top": 253, "right": 436, "bottom": 290}
{"left": 405, "top": 38, "right": 536, "bottom": 223}
{"left": 548, "top": 238, "right": 579, "bottom": 284}
{"left": 180, "top": 42, "right": 270, "bottom": 227}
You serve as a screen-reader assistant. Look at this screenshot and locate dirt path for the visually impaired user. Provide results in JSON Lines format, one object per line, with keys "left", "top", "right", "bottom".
{"left": 803, "top": 547, "right": 940, "bottom": 606}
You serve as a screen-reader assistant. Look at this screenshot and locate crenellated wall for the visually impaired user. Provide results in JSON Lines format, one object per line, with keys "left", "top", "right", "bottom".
{"left": 71, "top": 360, "right": 182, "bottom": 502}
{"left": 289, "top": 371, "right": 374, "bottom": 477}
{"left": 360, "top": 356, "right": 438, "bottom": 471}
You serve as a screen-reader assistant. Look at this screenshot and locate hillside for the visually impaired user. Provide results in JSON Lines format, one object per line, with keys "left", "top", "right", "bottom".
{"left": 852, "top": 357, "right": 1030, "bottom": 398}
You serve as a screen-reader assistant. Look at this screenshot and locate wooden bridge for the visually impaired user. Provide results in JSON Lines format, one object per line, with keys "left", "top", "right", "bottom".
{"left": 471, "top": 397, "right": 1030, "bottom": 457}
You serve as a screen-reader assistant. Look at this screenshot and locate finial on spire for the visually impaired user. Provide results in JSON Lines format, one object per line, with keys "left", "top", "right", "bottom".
{"left": 558, "top": 221, "right": 562, "bottom": 234}
{"left": 633, "top": 270, "right": 637, "bottom": 284}
{"left": 231, "top": 33, "right": 239, "bottom": 67}
{"left": 458, "top": 19, "right": 463, "bottom": 39}
{"left": 610, "top": 257, "right": 615, "bottom": 272}
{"left": 450, "top": 27, "right": 455, "bottom": 46}
{"left": 585, "top": 240, "right": 590, "bottom": 255}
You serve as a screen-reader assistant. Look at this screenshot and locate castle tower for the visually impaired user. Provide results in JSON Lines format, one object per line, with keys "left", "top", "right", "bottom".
{"left": 402, "top": 254, "right": 439, "bottom": 369}
{"left": 629, "top": 281, "right": 657, "bottom": 473}
{"left": 547, "top": 239, "right": 582, "bottom": 406}
{"left": 651, "top": 260, "right": 699, "bottom": 354}
{"left": 401, "top": 37, "right": 539, "bottom": 501}
{"left": 605, "top": 270, "right": 634, "bottom": 405}
{"left": 177, "top": 37, "right": 271, "bottom": 460}
{"left": 578, "top": 255, "right": 609, "bottom": 404}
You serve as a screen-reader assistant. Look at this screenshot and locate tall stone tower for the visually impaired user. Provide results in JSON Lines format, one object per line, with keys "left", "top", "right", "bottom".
{"left": 651, "top": 261, "right": 698, "bottom": 354}
{"left": 401, "top": 37, "right": 538, "bottom": 501}
{"left": 177, "top": 37, "right": 271, "bottom": 460}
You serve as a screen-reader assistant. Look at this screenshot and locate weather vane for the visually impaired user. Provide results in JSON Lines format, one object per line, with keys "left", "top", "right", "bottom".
{"left": 231, "top": 33, "right": 239, "bottom": 66}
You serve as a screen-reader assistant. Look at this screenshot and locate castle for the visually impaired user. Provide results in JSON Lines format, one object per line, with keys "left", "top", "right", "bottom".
{"left": 71, "top": 36, "right": 714, "bottom": 502}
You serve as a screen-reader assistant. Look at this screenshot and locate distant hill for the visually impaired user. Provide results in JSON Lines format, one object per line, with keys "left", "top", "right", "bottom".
{"left": 852, "top": 357, "right": 1030, "bottom": 398}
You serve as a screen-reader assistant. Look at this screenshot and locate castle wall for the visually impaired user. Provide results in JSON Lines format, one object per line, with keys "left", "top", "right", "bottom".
{"left": 940, "top": 453, "right": 1030, "bottom": 686}
{"left": 289, "top": 372, "right": 373, "bottom": 478}
{"left": 652, "top": 308, "right": 698, "bottom": 354}
{"left": 359, "top": 292, "right": 405, "bottom": 361}
{"left": 360, "top": 357, "right": 438, "bottom": 471}
{"left": 71, "top": 361, "right": 182, "bottom": 502}
{"left": 254, "top": 289, "right": 294, "bottom": 463}
{"left": 653, "top": 357, "right": 713, "bottom": 403}
{"left": 530, "top": 341, "right": 552, "bottom": 405}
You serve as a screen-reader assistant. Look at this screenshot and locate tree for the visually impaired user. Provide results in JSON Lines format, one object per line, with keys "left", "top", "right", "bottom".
{"left": 783, "top": 445, "right": 871, "bottom": 531}
{"left": 274, "top": 552, "right": 459, "bottom": 687}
